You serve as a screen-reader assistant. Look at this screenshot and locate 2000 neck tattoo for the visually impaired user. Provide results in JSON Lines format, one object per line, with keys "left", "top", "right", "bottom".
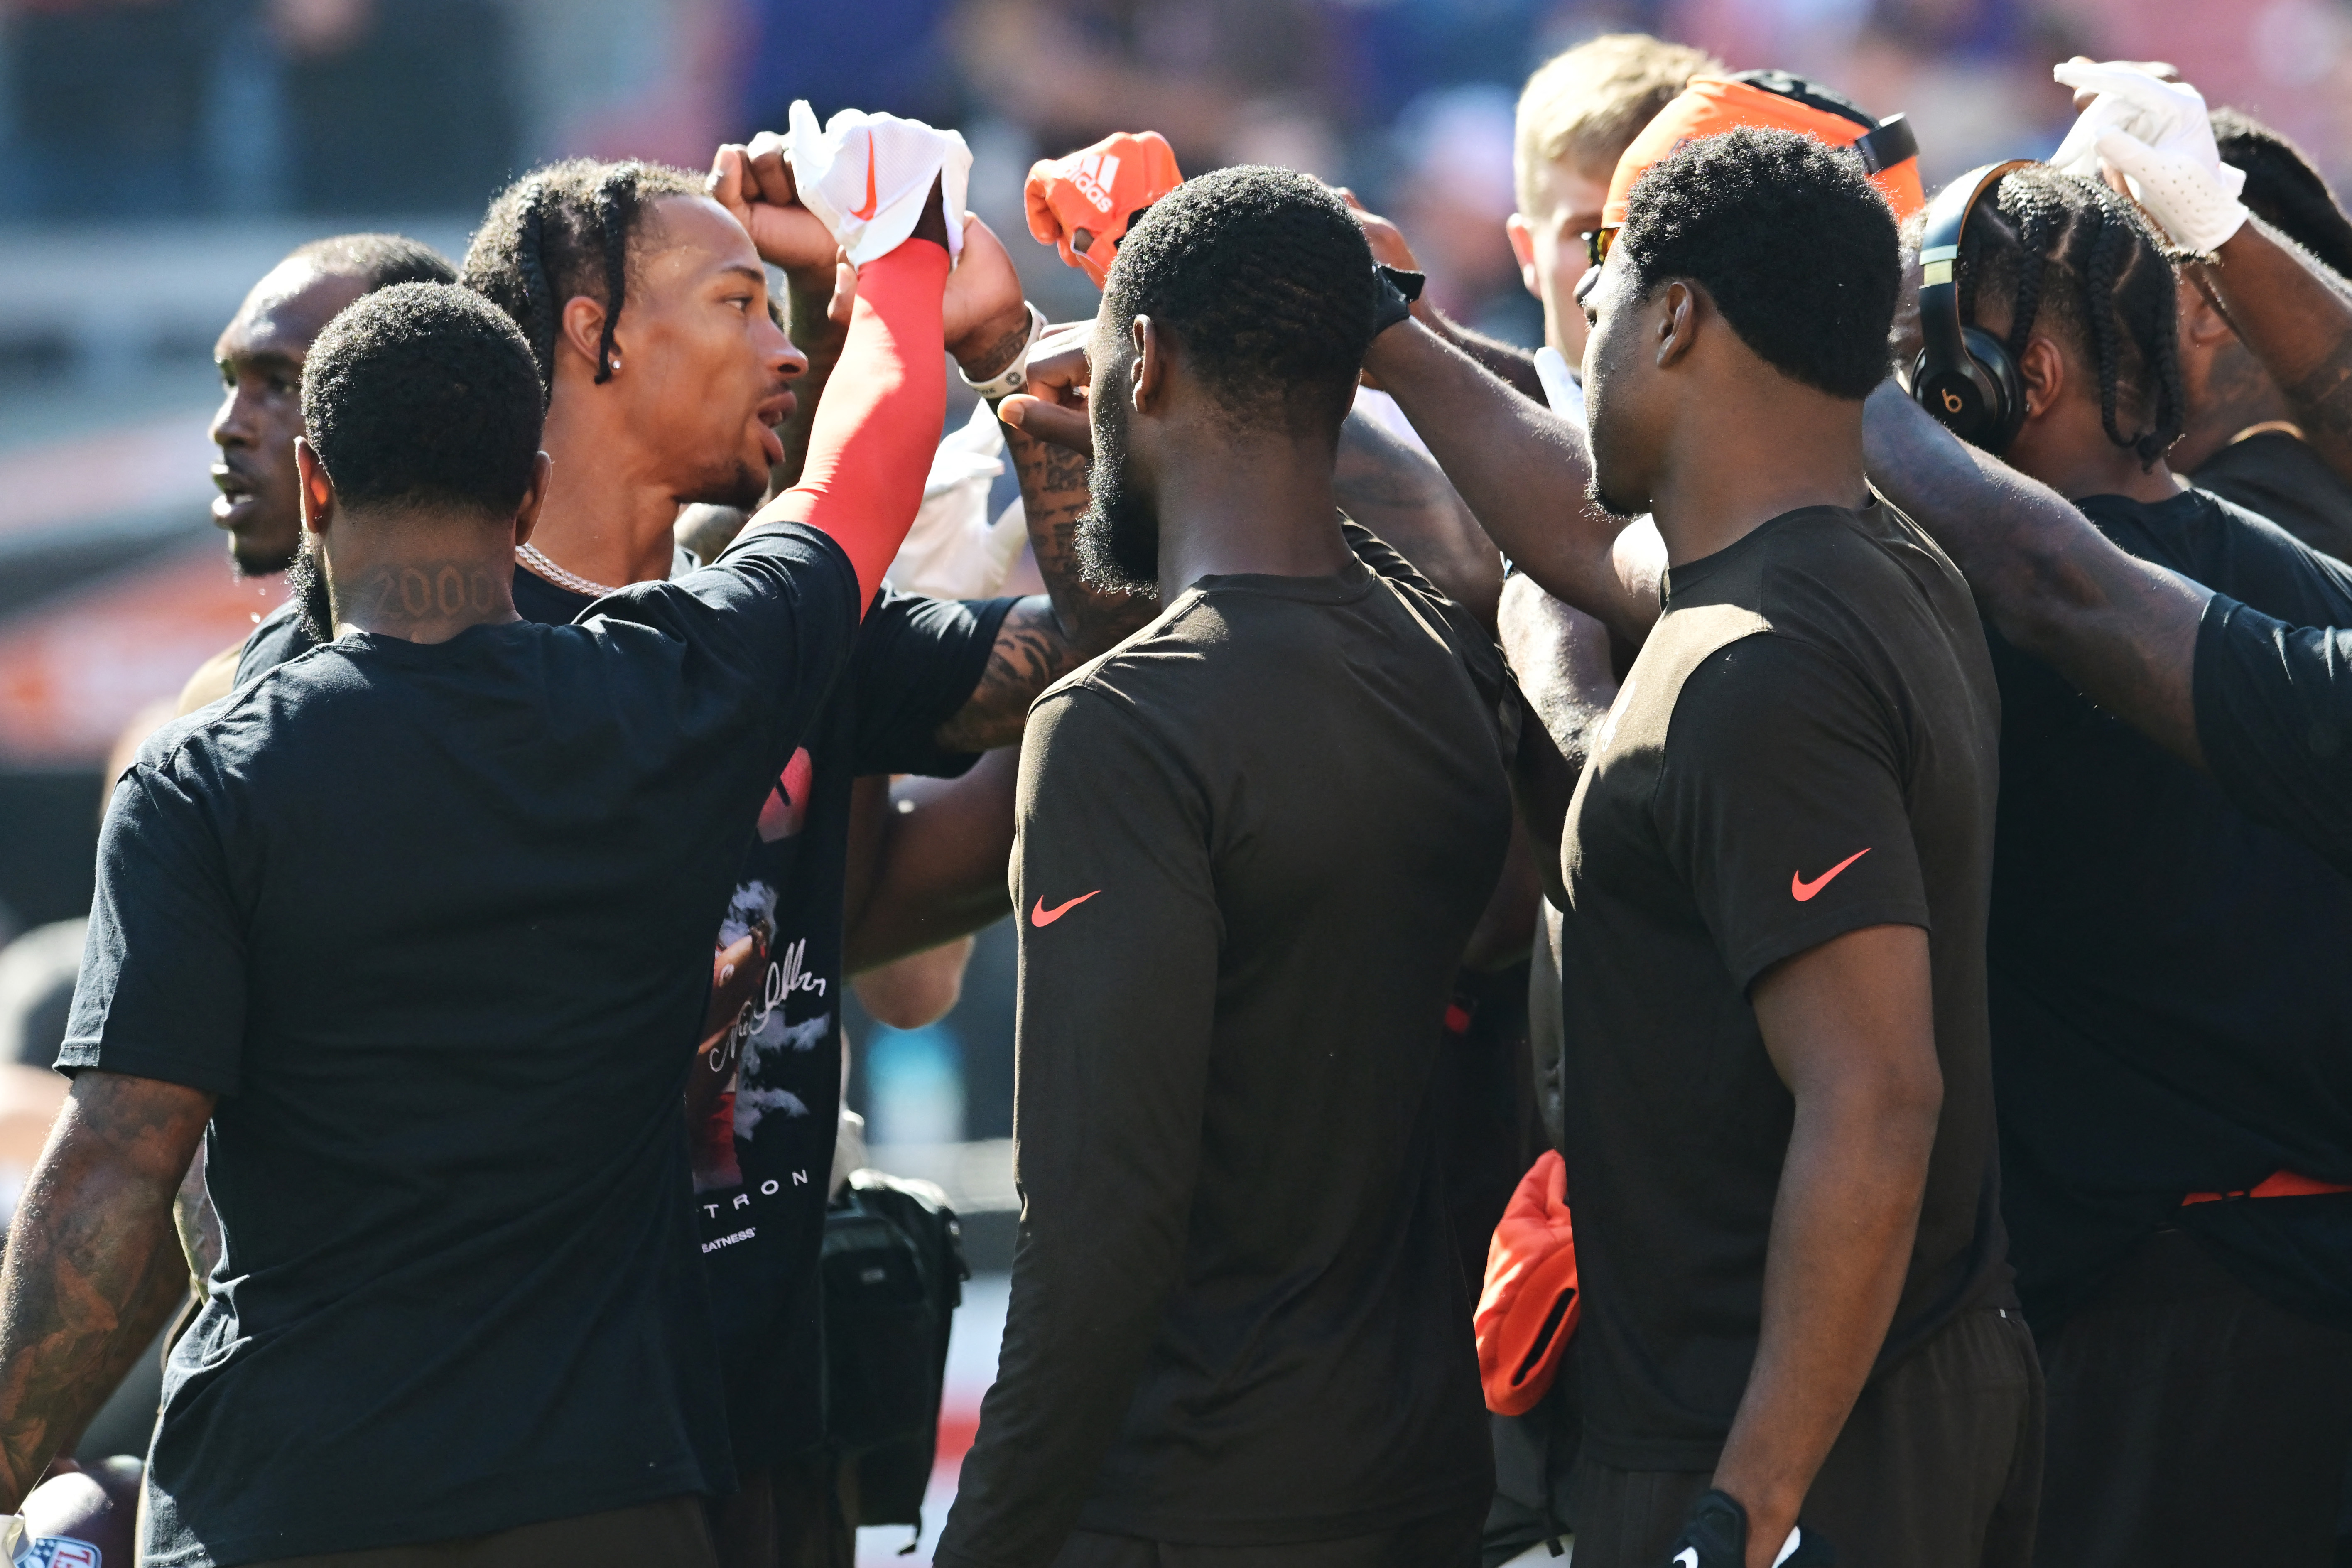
{"left": 334, "top": 559, "right": 513, "bottom": 634}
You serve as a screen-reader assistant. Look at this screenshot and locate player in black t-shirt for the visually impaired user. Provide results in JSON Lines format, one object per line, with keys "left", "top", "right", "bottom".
{"left": 1869, "top": 155, "right": 2352, "bottom": 1565}
{"left": 0, "top": 213, "right": 953, "bottom": 1566}
{"left": 272, "top": 150, "right": 1128, "bottom": 1568}
{"left": 2178, "top": 110, "right": 2352, "bottom": 563}
{"left": 1858, "top": 73, "right": 2352, "bottom": 882}
{"left": 1370, "top": 129, "right": 2030, "bottom": 1568}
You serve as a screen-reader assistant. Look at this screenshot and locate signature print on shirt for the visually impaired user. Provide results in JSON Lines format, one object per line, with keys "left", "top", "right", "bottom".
{"left": 689, "top": 880, "right": 830, "bottom": 1191}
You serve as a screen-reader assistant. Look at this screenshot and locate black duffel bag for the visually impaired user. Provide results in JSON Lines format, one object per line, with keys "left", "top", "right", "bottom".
{"left": 821, "top": 1170, "right": 968, "bottom": 1534}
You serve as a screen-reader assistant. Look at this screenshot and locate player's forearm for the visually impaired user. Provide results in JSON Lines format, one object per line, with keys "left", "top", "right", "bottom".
{"left": 1004, "top": 419, "right": 1150, "bottom": 649}
{"left": 2207, "top": 221, "right": 2352, "bottom": 487}
{"left": 1422, "top": 306, "right": 1547, "bottom": 403}
{"left": 1711, "top": 1072, "right": 1937, "bottom": 1565}
{"left": 843, "top": 753, "right": 1020, "bottom": 972}
{"left": 1862, "top": 385, "right": 2207, "bottom": 763}
{"left": 931, "top": 423, "right": 1153, "bottom": 753}
{"left": 758, "top": 240, "right": 952, "bottom": 608}
{"left": 1363, "top": 319, "right": 1647, "bottom": 641}
{"left": 0, "top": 1093, "right": 204, "bottom": 1507}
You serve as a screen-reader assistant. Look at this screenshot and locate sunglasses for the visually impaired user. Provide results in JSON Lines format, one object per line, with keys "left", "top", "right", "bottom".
{"left": 1582, "top": 226, "right": 1618, "bottom": 269}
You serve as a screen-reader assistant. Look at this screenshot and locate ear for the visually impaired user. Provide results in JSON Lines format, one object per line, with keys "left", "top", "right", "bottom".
{"left": 2018, "top": 334, "right": 2067, "bottom": 422}
{"left": 1655, "top": 280, "right": 1698, "bottom": 369}
{"left": 1506, "top": 213, "right": 1540, "bottom": 299}
{"left": 559, "top": 294, "right": 610, "bottom": 378}
{"left": 512, "top": 451, "right": 554, "bottom": 548}
{"left": 2177, "top": 274, "right": 2235, "bottom": 351}
{"left": 295, "top": 437, "right": 334, "bottom": 535}
{"left": 1131, "top": 314, "right": 1167, "bottom": 417}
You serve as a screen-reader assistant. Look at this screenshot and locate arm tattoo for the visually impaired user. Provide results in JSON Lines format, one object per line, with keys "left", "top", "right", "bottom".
{"left": 933, "top": 419, "right": 1155, "bottom": 751}
{"left": 935, "top": 598, "right": 1084, "bottom": 753}
{"left": 0, "top": 1073, "right": 211, "bottom": 1508}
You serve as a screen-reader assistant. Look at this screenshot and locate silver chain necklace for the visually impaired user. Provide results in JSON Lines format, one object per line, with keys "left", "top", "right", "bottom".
{"left": 515, "top": 542, "right": 624, "bottom": 599}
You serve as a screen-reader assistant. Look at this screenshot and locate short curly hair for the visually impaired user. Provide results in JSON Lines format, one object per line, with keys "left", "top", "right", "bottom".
{"left": 1616, "top": 126, "right": 1898, "bottom": 400}
{"left": 461, "top": 158, "right": 705, "bottom": 401}
{"left": 1100, "top": 165, "right": 1376, "bottom": 439}
{"left": 302, "top": 283, "right": 544, "bottom": 516}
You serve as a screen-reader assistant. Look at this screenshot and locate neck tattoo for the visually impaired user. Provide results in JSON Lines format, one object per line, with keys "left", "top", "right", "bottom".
{"left": 515, "top": 542, "right": 624, "bottom": 599}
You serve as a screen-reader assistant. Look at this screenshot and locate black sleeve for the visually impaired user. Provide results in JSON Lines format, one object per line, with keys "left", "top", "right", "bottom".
{"left": 936, "top": 686, "right": 1220, "bottom": 1568}
{"left": 2194, "top": 594, "right": 2352, "bottom": 878}
{"left": 57, "top": 760, "right": 247, "bottom": 1094}
{"left": 233, "top": 597, "right": 318, "bottom": 687}
{"left": 590, "top": 522, "right": 865, "bottom": 760}
{"left": 846, "top": 588, "right": 1021, "bottom": 777}
{"left": 1655, "top": 635, "right": 1931, "bottom": 990}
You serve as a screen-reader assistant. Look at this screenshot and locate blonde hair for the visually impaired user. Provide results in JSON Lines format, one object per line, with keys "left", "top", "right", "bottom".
{"left": 1514, "top": 33, "right": 1723, "bottom": 213}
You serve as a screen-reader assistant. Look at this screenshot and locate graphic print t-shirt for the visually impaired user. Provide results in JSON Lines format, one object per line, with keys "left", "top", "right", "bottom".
{"left": 1555, "top": 499, "right": 2009, "bottom": 1471}
{"left": 506, "top": 564, "right": 1014, "bottom": 1467}
{"left": 939, "top": 524, "right": 1515, "bottom": 1568}
{"left": 62, "top": 525, "right": 862, "bottom": 1567}
{"left": 1986, "top": 487, "right": 2352, "bottom": 1328}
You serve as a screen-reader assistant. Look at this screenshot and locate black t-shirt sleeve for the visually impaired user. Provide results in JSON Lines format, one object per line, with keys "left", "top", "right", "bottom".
{"left": 2194, "top": 593, "right": 2352, "bottom": 878}
{"left": 1655, "top": 634, "right": 1931, "bottom": 990}
{"left": 938, "top": 687, "right": 1220, "bottom": 1568}
{"left": 847, "top": 589, "right": 1021, "bottom": 777}
{"left": 593, "top": 523, "right": 865, "bottom": 757}
{"left": 57, "top": 761, "right": 246, "bottom": 1094}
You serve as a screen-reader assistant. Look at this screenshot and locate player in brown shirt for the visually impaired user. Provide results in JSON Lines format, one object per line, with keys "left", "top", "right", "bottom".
{"left": 935, "top": 167, "right": 1515, "bottom": 1568}
{"left": 1365, "top": 128, "right": 2034, "bottom": 1568}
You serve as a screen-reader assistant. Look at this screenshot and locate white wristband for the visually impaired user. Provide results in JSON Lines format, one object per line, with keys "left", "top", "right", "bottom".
{"left": 960, "top": 301, "right": 1048, "bottom": 401}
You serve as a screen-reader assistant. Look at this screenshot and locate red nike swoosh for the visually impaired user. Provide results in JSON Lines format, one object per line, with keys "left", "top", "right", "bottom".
{"left": 1791, "top": 848, "right": 1870, "bottom": 902}
{"left": 1030, "top": 890, "right": 1099, "bottom": 927}
{"left": 850, "top": 130, "right": 880, "bottom": 221}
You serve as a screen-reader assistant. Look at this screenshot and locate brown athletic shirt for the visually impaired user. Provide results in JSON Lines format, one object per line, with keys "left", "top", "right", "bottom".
{"left": 935, "top": 524, "right": 1514, "bottom": 1568}
{"left": 1557, "top": 498, "right": 2011, "bottom": 1471}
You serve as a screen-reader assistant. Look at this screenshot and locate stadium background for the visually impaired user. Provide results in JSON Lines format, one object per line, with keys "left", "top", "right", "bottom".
{"left": 0, "top": 0, "right": 2340, "bottom": 1558}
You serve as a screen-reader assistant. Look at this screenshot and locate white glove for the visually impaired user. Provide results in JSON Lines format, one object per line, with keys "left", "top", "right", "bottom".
{"left": 2049, "top": 61, "right": 2247, "bottom": 252}
{"left": 0, "top": 1516, "right": 24, "bottom": 1566}
{"left": 883, "top": 399, "right": 1027, "bottom": 600}
{"left": 784, "top": 101, "right": 972, "bottom": 266}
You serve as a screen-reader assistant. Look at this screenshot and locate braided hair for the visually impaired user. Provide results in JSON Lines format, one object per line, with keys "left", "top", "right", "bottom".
{"left": 1956, "top": 165, "right": 2184, "bottom": 469}
{"left": 2210, "top": 107, "right": 2352, "bottom": 281}
{"left": 460, "top": 158, "right": 703, "bottom": 401}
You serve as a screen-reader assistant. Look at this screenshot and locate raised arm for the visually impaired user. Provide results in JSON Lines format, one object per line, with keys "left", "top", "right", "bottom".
{"left": 933, "top": 335, "right": 1159, "bottom": 753}
{"left": 1861, "top": 382, "right": 2208, "bottom": 763}
{"left": 0, "top": 1072, "right": 211, "bottom": 1508}
{"left": 2198, "top": 218, "right": 2352, "bottom": 488}
{"left": 1361, "top": 316, "right": 1663, "bottom": 644}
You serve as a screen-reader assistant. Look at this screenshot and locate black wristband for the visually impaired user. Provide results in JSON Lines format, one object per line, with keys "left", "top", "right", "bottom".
{"left": 1372, "top": 265, "right": 1425, "bottom": 336}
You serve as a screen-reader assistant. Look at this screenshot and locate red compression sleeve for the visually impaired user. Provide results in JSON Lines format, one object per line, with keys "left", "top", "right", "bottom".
{"left": 766, "top": 238, "right": 949, "bottom": 615}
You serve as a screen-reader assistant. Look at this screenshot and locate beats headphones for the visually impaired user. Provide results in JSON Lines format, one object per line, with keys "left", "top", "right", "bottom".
{"left": 1911, "top": 159, "right": 2034, "bottom": 452}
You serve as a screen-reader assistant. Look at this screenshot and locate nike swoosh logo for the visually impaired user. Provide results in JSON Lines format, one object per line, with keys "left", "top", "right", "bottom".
{"left": 1792, "top": 847, "right": 1870, "bottom": 902}
{"left": 1030, "top": 890, "right": 1099, "bottom": 927}
{"left": 850, "top": 130, "right": 880, "bottom": 221}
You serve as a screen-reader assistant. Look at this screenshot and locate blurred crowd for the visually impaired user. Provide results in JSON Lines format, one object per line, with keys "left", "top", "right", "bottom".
{"left": 8, "top": 0, "right": 2351, "bottom": 344}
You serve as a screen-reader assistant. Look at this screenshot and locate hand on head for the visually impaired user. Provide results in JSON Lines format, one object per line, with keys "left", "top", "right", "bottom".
{"left": 2051, "top": 60, "right": 2248, "bottom": 253}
